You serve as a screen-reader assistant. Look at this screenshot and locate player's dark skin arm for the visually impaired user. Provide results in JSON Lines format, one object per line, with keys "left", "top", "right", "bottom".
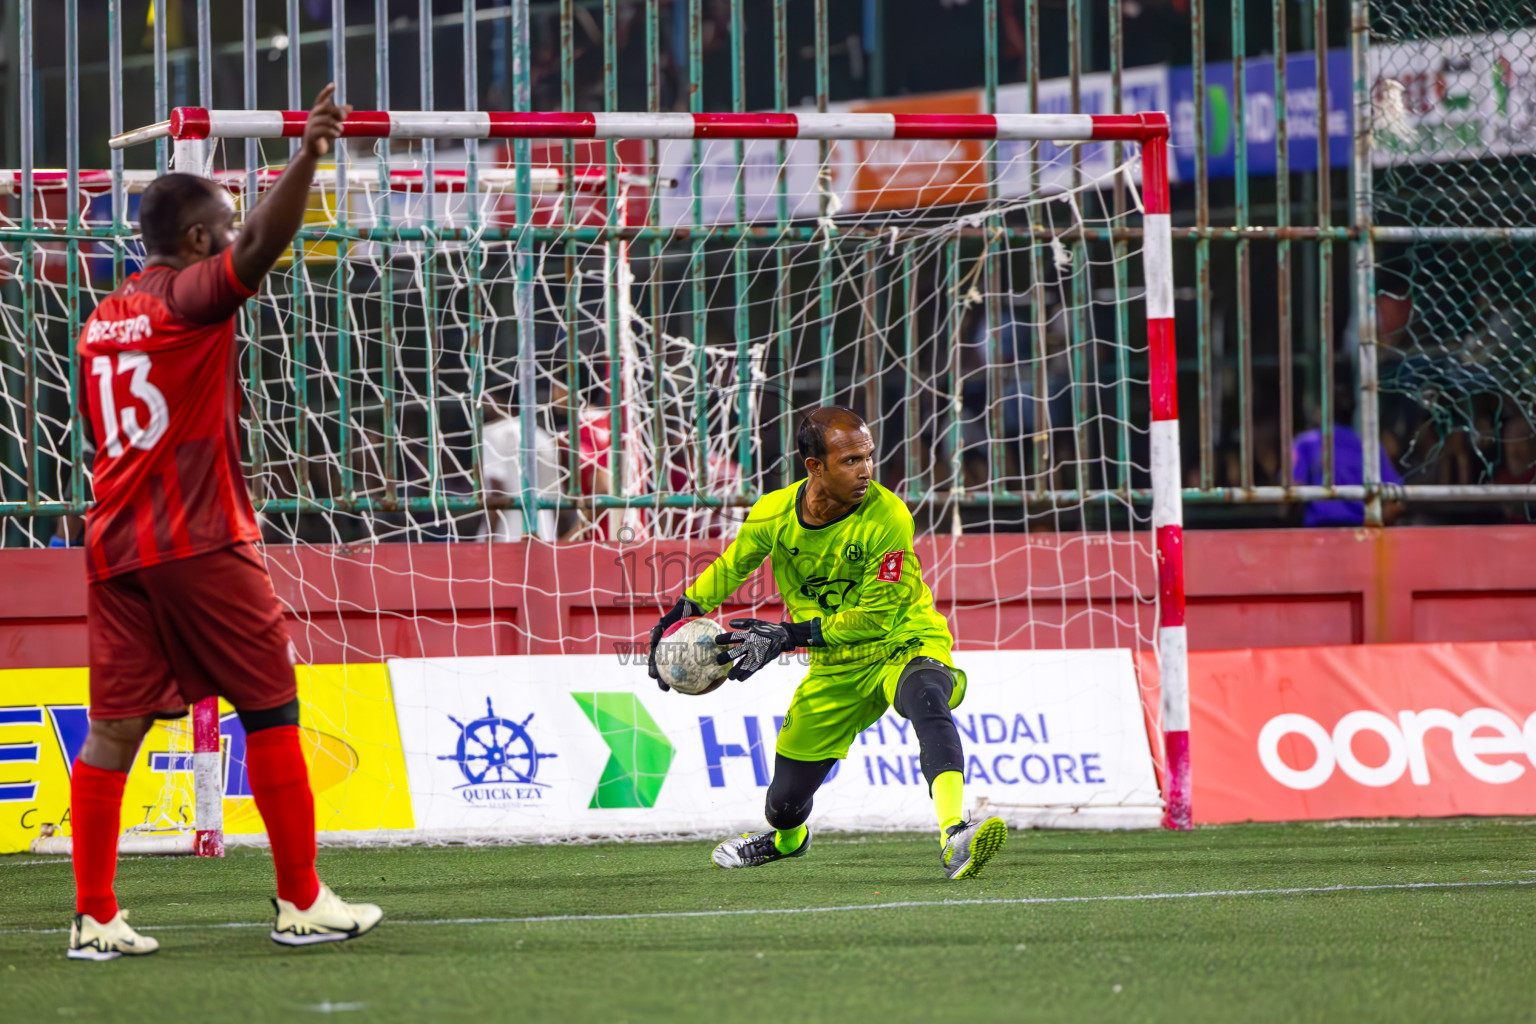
{"left": 141, "top": 84, "right": 349, "bottom": 287}
{"left": 229, "top": 84, "right": 350, "bottom": 290}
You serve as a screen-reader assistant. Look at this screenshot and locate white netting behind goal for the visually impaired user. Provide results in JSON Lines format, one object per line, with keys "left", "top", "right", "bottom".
{"left": 1, "top": 129, "right": 1165, "bottom": 842}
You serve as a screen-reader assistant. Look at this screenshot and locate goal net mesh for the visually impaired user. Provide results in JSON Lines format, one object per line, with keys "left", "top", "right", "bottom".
{"left": 0, "top": 130, "right": 1163, "bottom": 842}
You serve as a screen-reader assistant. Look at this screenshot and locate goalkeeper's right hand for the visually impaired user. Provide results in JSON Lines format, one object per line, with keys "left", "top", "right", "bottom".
{"left": 647, "top": 596, "right": 704, "bottom": 691}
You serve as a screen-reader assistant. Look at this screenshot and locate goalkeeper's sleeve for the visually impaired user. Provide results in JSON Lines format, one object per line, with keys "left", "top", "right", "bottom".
{"left": 684, "top": 511, "right": 771, "bottom": 613}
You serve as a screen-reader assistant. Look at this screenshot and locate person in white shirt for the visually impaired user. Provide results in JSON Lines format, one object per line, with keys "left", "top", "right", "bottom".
{"left": 480, "top": 394, "right": 565, "bottom": 543}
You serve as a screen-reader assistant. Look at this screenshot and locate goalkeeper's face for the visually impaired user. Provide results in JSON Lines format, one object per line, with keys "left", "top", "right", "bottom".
{"left": 815, "top": 425, "right": 876, "bottom": 506}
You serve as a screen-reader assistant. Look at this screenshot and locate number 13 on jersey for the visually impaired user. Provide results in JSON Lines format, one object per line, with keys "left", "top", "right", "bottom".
{"left": 91, "top": 352, "right": 170, "bottom": 457}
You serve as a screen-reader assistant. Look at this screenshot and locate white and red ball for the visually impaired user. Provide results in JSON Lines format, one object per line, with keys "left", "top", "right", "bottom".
{"left": 656, "top": 616, "right": 731, "bottom": 695}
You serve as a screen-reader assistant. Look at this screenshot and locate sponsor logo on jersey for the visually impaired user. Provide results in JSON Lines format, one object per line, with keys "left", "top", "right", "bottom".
{"left": 85, "top": 314, "right": 153, "bottom": 345}
{"left": 877, "top": 550, "right": 904, "bottom": 583}
{"left": 842, "top": 542, "right": 864, "bottom": 563}
{"left": 798, "top": 574, "right": 859, "bottom": 612}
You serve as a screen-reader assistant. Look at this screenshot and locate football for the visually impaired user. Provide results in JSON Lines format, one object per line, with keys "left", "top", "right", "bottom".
{"left": 656, "top": 616, "right": 731, "bottom": 695}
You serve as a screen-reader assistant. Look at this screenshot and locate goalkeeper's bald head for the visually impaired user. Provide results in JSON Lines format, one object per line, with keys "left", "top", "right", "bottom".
{"left": 796, "top": 405, "right": 867, "bottom": 464}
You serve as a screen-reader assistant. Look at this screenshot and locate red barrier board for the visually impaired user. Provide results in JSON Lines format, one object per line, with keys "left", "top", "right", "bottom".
{"left": 1189, "top": 641, "right": 1536, "bottom": 823}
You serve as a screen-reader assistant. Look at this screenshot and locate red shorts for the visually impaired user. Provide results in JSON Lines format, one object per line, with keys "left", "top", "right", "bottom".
{"left": 87, "top": 543, "right": 297, "bottom": 720}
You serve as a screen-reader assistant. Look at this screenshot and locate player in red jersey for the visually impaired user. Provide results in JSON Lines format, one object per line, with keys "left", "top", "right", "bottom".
{"left": 66, "top": 85, "right": 382, "bottom": 961}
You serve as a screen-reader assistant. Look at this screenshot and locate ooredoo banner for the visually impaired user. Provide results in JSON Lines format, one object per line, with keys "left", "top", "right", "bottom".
{"left": 387, "top": 649, "right": 1163, "bottom": 838}
{"left": 1190, "top": 641, "right": 1536, "bottom": 823}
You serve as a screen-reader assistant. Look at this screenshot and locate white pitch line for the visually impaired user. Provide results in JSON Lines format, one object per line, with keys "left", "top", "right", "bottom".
{"left": 1, "top": 877, "right": 1531, "bottom": 937}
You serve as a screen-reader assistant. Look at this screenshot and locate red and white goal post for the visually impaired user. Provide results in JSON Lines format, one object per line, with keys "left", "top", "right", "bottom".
{"left": 29, "top": 107, "right": 1187, "bottom": 853}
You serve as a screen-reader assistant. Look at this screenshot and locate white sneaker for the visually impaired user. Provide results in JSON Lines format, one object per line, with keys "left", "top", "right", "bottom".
{"left": 67, "top": 909, "right": 160, "bottom": 961}
{"left": 270, "top": 883, "right": 383, "bottom": 946}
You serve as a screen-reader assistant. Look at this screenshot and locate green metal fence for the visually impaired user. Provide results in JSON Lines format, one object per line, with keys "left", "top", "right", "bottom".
{"left": 1, "top": 0, "right": 1534, "bottom": 545}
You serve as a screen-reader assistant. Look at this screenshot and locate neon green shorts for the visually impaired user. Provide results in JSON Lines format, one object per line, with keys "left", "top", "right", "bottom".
{"left": 774, "top": 641, "right": 967, "bottom": 762}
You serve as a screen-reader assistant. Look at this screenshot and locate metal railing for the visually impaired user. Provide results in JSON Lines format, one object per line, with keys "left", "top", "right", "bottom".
{"left": 1, "top": 0, "right": 1533, "bottom": 543}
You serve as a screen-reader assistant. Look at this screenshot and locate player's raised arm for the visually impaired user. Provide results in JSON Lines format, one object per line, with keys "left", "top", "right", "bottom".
{"left": 229, "top": 84, "right": 350, "bottom": 291}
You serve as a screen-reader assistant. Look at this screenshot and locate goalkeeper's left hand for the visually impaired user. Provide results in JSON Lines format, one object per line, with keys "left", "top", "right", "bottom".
{"left": 715, "top": 618, "right": 824, "bottom": 681}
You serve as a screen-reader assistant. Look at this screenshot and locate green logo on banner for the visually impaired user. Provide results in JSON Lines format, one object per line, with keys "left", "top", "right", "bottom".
{"left": 571, "top": 692, "right": 675, "bottom": 809}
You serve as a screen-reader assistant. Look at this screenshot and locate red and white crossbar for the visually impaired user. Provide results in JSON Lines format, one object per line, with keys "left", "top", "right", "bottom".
{"left": 110, "top": 108, "right": 1169, "bottom": 148}
{"left": 1, "top": 167, "right": 632, "bottom": 196}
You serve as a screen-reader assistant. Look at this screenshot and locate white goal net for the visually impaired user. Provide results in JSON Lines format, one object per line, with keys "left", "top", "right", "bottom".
{"left": 2, "top": 114, "right": 1181, "bottom": 846}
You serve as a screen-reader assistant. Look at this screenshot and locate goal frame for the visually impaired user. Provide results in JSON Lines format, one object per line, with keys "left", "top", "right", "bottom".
{"left": 58, "top": 107, "right": 1190, "bottom": 852}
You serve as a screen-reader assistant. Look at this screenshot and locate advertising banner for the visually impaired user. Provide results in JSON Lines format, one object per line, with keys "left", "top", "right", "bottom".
{"left": 1371, "top": 29, "right": 1536, "bottom": 166}
{"left": 1169, "top": 49, "right": 1353, "bottom": 182}
{"left": 1190, "top": 641, "right": 1536, "bottom": 824}
{"left": 387, "top": 649, "right": 1163, "bottom": 838}
{"left": 0, "top": 664, "right": 412, "bottom": 854}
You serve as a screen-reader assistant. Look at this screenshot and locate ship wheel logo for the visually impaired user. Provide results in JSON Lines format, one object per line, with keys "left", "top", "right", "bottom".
{"left": 440, "top": 697, "right": 558, "bottom": 788}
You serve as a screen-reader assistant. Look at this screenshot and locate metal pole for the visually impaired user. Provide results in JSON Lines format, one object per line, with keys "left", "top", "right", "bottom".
{"left": 815, "top": 0, "right": 833, "bottom": 406}
{"left": 731, "top": 0, "right": 751, "bottom": 489}
{"left": 603, "top": 0, "right": 623, "bottom": 521}
{"left": 242, "top": 0, "right": 264, "bottom": 504}
{"left": 420, "top": 0, "right": 440, "bottom": 514}
{"left": 1234, "top": 0, "right": 1253, "bottom": 489}
{"left": 286, "top": 0, "right": 308, "bottom": 491}
{"left": 1191, "top": 0, "right": 1212, "bottom": 490}
{"left": 645, "top": 0, "right": 665, "bottom": 505}
{"left": 377, "top": 0, "right": 398, "bottom": 507}
{"left": 153, "top": 0, "right": 167, "bottom": 174}
{"left": 1275, "top": 0, "right": 1293, "bottom": 487}
{"left": 1352, "top": 0, "right": 1382, "bottom": 525}
{"left": 1027, "top": 0, "right": 1048, "bottom": 498}
{"left": 464, "top": 0, "right": 485, "bottom": 535}
{"left": 866, "top": 0, "right": 884, "bottom": 99}
{"left": 65, "top": 0, "right": 82, "bottom": 514}
{"left": 774, "top": 0, "right": 792, "bottom": 489}
{"left": 19, "top": 0, "right": 35, "bottom": 511}
{"left": 108, "top": 0, "right": 125, "bottom": 252}
{"left": 559, "top": 0, "right": 579, "bottom": 514}
{"left": 984, "top": 0, "right": 1004, "bottom": 495}
{"left": 334, "top": 0, "right": 353, "bottom": 503}
{"left": 197, "top": 0, "right": 211, "bottom": 107}
{"left": 287, "top": 0, "right": 301, "bottom": 157}
{"left": 3, "top": 0, "right": 17, "bottom": 169}
{"left": 1317, "top": 0, "right": 1334, "bottom": 488}
{"left": 514, "top": 0, "right": 537, "bottom": 537}
{"left": 688, "top": 0, "right": 706, "bottom": 484}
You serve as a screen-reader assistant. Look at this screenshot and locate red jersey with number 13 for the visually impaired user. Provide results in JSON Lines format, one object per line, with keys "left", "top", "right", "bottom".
{"left": 77, "top": 247, "right": 260, "bottom": 582}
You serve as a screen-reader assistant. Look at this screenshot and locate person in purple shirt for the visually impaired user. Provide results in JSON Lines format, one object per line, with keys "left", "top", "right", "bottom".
{"left": 1292, "top": 421, "right": 1403, "bottom": 526}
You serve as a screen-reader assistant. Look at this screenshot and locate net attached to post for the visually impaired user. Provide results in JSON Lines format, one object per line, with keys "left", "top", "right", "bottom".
{"left": 4, "top": 111, "right": 1175, "bottom": 844}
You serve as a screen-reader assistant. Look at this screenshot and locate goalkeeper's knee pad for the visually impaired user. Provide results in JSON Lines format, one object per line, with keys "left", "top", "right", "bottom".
{"left": 895, "top": 662, "right": 964, "bottom": 787}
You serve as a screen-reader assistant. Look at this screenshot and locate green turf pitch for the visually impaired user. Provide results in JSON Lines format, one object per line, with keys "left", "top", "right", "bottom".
{"left": 2, "top": 820, "right": 1533, "bottom": 1023}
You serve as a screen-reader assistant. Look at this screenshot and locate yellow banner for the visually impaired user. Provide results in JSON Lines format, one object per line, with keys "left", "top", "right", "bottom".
{"left": 0, "top": 664, "right": 413, "bottom": 855}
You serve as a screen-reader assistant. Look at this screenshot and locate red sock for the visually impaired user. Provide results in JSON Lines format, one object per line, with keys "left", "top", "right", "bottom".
{"left": 71, "top": 760, "right": 127, "bottom": 923}
{"left": 245, "top": 725, "right": 321, "bottom": 910}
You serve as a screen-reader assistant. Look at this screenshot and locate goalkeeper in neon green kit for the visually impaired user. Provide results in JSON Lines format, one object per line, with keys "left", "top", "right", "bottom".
{"left": 647, "top": 406, "right": 1007, "bottom": 879}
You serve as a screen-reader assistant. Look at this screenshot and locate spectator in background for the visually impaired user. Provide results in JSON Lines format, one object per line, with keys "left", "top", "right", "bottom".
{"left": 480, "top": 382, "right": 565, "bottom": 542}
{"left": 1292, "top": 382, "right": 1404, "bottom": 527}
